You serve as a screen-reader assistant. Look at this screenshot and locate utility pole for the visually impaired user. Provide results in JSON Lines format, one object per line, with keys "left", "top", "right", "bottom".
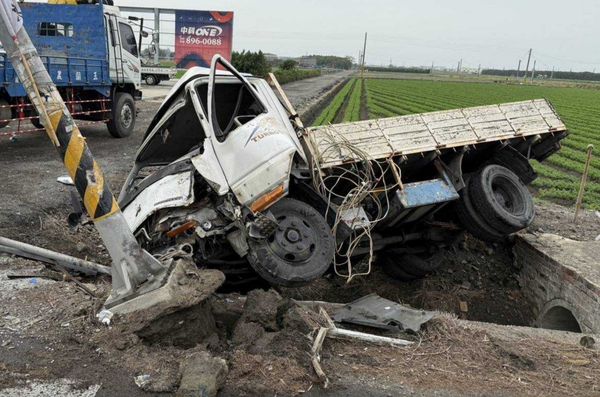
{"left": 360, "top": 32, "right": 368, "bottom": 79}
{"left": 0, "top": 0, "right": 175, "bottom": 310}
{"left": 551, "top": 67, "right": 555, "bottom": 79}
{"left": 153, "top": 8, "right": 160, "bottom": 64}
{"left": 523, "top": 48, "right": 532, "bottom": 81}
{"left": 457, "top": 59, "right": 462, "bottom": 73}
{"left": 516, "top": 59, "right": 521, "bottom": 79}
{"left": 431, "top": 61, "right": 434, "bottom": 75}
{"left": 530, "top": 60, "right": 536, "bottom": 83}
{"left": 477, "top": 64, "right": 481, "bottom": 76}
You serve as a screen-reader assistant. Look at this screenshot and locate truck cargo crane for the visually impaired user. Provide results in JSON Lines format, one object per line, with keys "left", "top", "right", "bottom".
{"left": 0, "top": 0, "right": 219, "bottom": 316}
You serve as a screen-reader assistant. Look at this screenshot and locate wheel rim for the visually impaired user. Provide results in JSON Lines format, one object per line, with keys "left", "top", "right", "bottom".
{"left": 492, "top": 177, "right": 524, "bottom": 215}
{"left": 147, "top": 76, "right": 155, "bottom": 85}
{"left": 267, "top": 214, "right": 317, "bottom": 264}
{"left": 120, "top": 103, "right": 133, "bottom": 129}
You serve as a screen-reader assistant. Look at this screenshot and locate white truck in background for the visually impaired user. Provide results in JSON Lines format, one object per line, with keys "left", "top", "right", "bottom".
{"left": 141, "top": 64, "right": 177, "bottom": 85}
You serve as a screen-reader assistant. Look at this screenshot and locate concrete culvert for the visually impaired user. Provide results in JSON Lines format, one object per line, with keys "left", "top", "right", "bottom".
{"left": 539, "top": 305, "right": 582, "bottom": 333}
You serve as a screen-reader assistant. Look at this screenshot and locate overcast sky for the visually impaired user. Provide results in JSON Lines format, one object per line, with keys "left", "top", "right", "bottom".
{"left": 116, "top": 0, "right": 600, "bottom": 71}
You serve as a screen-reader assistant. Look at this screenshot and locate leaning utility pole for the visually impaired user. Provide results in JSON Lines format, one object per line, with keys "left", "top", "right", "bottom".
{"left": 0, "top": 0, "right": 199, "bottom": 313}
{"left": 523, "top": 48, "right": 532, "bottom": 81}
{"left": 530, "top": 60, "right": 536, "bottom": 83}
{"left": 360, "top": 32, "right": 367, "bottom": 79}
{"left": 516, "top": 59, "right": 521, "bottom": 79}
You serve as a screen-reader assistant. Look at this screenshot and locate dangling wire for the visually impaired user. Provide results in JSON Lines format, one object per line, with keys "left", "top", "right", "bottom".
{"left": 307, "top": 124, "right": 402, "bottom": 282}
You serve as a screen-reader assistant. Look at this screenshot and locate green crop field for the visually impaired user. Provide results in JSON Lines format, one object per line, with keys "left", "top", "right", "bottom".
{"left": 313, "top": 77, "right": 600, "bottom": 209}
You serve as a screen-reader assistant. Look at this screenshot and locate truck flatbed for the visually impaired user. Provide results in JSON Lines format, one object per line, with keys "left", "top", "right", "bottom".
{"left": 306, "top": 99, "right": 567, "bottom": 168}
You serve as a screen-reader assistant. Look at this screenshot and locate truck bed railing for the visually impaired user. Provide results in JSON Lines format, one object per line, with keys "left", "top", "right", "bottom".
{"left": 0, "top": 98, "right": 111, "bottom": 139}
{"left": 306, "top": 99, "right": 567, "bottom": 168}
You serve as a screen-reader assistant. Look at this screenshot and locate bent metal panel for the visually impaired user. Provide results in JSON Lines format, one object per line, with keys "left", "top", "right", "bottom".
{"left": 175, "top": 10, "right": 234, "bottom": 69}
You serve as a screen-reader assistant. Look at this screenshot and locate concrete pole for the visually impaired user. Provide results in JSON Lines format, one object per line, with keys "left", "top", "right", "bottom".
{"left": 360, "top": 32, "right": 367, "bottom": 79}
{"left": 530, "top": 60, "right": 536, "bottom": 83}
{"left": 524, "top": 48, "right": 532, "bottom": 81}
{"left": 153, "top": 8, "right": 160, "bottom": 64}
{"left": 517, "top": 59, "right": 521, "bottom": 79}
{"left": 0, "top": 0, "right": 168, "bottom": 308}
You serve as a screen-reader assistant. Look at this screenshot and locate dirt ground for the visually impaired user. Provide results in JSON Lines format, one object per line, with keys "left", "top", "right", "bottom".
{"left": 0, "top": 74, "right": 599, "bottom": 396}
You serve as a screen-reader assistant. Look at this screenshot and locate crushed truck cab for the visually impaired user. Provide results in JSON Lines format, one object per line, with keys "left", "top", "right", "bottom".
{"left": 119, "top": 55, "right": 568, "bottom": 287}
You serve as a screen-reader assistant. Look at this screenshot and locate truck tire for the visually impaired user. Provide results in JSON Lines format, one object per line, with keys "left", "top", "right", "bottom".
{"left": 454, "top": 177, "right": 506, "bottom": 243}
{"left": 107, "top": 92, "right": 135, "bottom": 138}
{"left": 469, "top": 165, "right": 535, "bottom": 234}
{"left": 145, "top": 75, "right": 158, "bottom": 85}
{"left": 247, "top": 198, "right": 335, "bottom": 287}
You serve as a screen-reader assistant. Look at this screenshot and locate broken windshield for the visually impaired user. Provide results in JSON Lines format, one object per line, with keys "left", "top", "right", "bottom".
{"left": 136, "top": 91, "right": 206, "bottom": 165}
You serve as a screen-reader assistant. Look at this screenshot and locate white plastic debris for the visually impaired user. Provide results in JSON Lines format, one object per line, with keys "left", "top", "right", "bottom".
{"left": 96, "top": 309, "right": 113, "bottom": 326}
{"left": 134, "top": 374, "right": 151, "bottom": 389}
{"left": 56, "top": 175, "right": 74, "bottom": 186}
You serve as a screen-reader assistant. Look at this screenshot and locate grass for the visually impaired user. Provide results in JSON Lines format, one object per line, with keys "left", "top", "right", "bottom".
{"left": 313, "top": 77, "right": 600, "bottom": 209}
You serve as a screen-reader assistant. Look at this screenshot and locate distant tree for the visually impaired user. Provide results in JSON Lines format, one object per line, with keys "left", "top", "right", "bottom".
{"left": 280, "top": 59, "right": 298, "bottom": 70}
{"left": 311, "top": 55, "right": 353, "bottom": 70}
{"left": 231, "top": 50, "right": 271, "bottom": 77}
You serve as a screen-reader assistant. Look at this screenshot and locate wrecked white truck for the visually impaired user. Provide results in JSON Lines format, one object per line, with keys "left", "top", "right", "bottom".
{"left": 116, "top": 56, "right": 568, "bottom": 287}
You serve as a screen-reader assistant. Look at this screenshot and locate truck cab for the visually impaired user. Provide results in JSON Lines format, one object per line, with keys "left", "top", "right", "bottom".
{"left": 0, "top": 1, "right": 141, "bottom": 138}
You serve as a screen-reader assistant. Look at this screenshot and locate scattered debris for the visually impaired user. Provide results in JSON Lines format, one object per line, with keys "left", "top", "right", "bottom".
{"left": 134, "top": 374, "right": 151, "bottom": 389}
{"left": 332, "top": 293, "right": 436, "bottom": 333}
{"left": 56, "top": 175, "right": 74, "bottom": 186}
{"left": 97, "top": 309, "right": 113, "bottom": 326}
{"left": 0, "top": 236, "right": 110, "bottom": 276}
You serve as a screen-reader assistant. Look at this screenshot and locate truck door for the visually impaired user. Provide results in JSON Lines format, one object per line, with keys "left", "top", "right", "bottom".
{"left": 203, "top": 56, "right": 300, "bottom": 210}
{"left": 115, "top": 19, "right": 141, "bottom": 86}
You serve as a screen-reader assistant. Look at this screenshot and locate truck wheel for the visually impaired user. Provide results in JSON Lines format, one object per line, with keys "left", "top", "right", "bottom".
{"left": 0, "top": 99, "right": 11, "bottom": 128}
{"left": 145, "top": 75, "right": 157, "bottom": 85}
{"left": 107, "top": 92, "right": 135, "bottom": 138}
{"left": 469, "top": 165, "right": 535, "bottom": 234}
{"left": 247, "top": 198, "right": 335, "bottom": 287}
{"left": 454, "top": 177, "right": 506, "bottom": 243}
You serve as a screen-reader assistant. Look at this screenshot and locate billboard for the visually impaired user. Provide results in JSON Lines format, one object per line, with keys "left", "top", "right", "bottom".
{"left": 175, "top": 11, "right": 234, "bottom": 69}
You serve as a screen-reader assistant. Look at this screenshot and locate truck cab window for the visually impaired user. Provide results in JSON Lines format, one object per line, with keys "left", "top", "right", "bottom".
{"left": 197, "top": 81, "right": 266, "bottom": 141}
{"left": 118, "top": 22, "right": 138, "bottom": 57}
{"left": 39, "top": 22, "right": 74, "bottom": 37}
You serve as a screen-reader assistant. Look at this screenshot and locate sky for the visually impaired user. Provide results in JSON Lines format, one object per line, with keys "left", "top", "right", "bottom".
{"left": 115, "top": 0, "right": 600, "bottom": 72}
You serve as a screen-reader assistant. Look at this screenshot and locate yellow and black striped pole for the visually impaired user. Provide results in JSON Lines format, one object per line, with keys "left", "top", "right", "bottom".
{"left": 0, "top": 0, "right": 166, "bottom": 307}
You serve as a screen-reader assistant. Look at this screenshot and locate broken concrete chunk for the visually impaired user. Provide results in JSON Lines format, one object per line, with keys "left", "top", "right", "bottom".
{"left": 177, "top": 351, "right": 228, "bottom": 397}
{"left": 242, "top": 289, "right": 285, "bottom": 331}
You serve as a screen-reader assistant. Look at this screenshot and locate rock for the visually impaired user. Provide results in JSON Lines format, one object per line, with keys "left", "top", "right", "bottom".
{"left": 242, "top": 289, "right": 285, "bottom": 331}
{"left": 580, "top": 336, "right": 595, "bottom": 349}
{"left": 177, "top": 351, "right": 228, "bottom": 397}
{"left": 76, "top": 242, "right": 87, "bottom": 253}
{"left": 279, "top": 304, "right": 323, "bottom": 335}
